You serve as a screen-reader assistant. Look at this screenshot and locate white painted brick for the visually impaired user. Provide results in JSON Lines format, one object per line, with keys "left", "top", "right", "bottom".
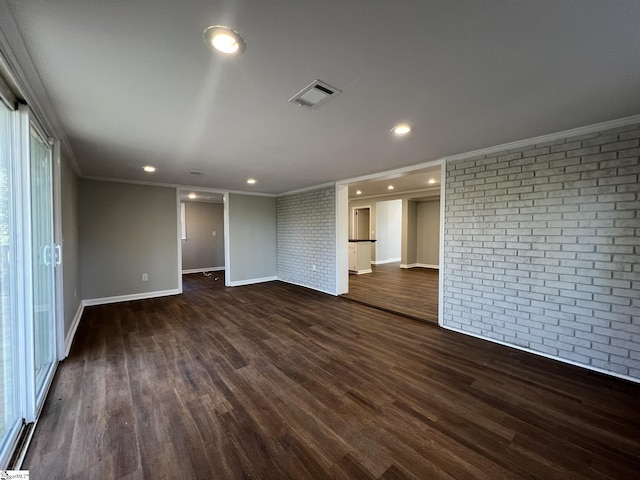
{"left": 443, "top": 123, "right": 640, "bottom": 380}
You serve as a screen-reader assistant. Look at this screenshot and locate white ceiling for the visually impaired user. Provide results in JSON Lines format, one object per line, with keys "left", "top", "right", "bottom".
{"left": 4, "top": 1, "right": 640, "bottom": 194}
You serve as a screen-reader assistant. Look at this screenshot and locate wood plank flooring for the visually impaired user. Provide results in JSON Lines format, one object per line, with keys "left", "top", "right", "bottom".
{"left": 182, "top": 271, "right": 226, "bottom": 292}
{"left": 24, "top": 281, "right": 640, "bottom": 479}
{"left": 343, "top": 263, "right": 439, "bottom": 323}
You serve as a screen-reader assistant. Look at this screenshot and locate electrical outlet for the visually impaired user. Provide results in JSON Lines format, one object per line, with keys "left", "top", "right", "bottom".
{"left": 312, "top": 264, "right": 316, "bottom": 271}
{"left": 212, "top": 231, "right": 216, "bottom": 236}
{"left": 142, "top": 273, "right": 148, "bottom": 281}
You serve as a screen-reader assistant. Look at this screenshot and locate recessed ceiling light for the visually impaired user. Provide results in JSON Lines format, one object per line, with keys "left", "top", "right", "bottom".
{"left": 247, "top": 178, "right": 257, "bottom": 184}
{"left": 204, "top": 26, "right": 246, "bottom": 55}
{"left": 387, "top": 185, "right": 394, "bottom": 190}
{"left": 188, "top": 193, "right": 197, "bottom": 199}
{"left": 391, "top": 124, "right": 412, "bottom": 136}
{"left": 428, "top": 178, "right": 436, "bottom": 184}
{"left": 356, "top": 190, "right": 362, "bottom": 195}
{"left": 143, "top": 165, "right": 156, "bottom": 173}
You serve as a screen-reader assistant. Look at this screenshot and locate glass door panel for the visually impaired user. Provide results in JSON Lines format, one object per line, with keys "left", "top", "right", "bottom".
{"left": 29, "top": 128, "right": 55, "bottom": 404}
{"left": 0, "top": 102, "right": 21, "bottom": 464}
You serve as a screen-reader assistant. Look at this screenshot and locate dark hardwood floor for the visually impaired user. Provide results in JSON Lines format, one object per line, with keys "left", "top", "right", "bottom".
{"left": 24, "top": 281, "right": 640, "bottom": 479}
{"left": 343, "top": 263, "right": 439, "bottom": 323}
{"left": 182, "top": 270, "right": 226, "bottom": 292}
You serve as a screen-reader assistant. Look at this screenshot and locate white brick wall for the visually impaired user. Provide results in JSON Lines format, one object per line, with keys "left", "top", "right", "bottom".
{"left": 277, "top": 185, "right": 336, "bottom": 294}
{"left": 443, "top": 123, "right": 640, "bottom": 379}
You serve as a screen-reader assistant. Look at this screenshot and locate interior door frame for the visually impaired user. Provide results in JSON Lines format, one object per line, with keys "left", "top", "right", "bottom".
{"left": 175, "top": 188, "right": 229, "bottom": 292}
{"left": 352, "top": 205, "right": 371, "bottom": 240}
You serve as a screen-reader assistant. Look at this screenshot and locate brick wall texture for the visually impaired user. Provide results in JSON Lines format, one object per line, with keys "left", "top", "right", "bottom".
{"left": 277, "top": 185, "right": 336, "bottom": 294}
{"left": 443, "top": 123, "right": 640, "bottom": 379}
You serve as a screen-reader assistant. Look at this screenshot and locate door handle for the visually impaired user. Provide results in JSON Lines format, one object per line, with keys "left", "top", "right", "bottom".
{"left": 43, "top": 245, "right": 52, "bottom": 266}
{"left": 54, "top": 244, "right": 61, "bottom": 266}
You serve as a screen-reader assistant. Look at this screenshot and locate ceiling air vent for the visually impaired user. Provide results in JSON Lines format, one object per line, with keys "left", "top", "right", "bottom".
{"left": 289, "top": 79, "right": 342, "bottom": 109}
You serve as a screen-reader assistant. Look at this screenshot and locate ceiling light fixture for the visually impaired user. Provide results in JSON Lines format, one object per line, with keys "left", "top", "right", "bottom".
{"left": 391, "top": 124, "right": 412, "bottom": 136}
{"left": 428, "top": 178, "right": 436, "bottom": 184}
{"left": 356, "top": 190, "right": 362, "bottom": 195}
{"left": 188, "top": 193, "right": 197, "bottom": 199}
{"left": 247, "top": 178, "right": 257, "bottom": 184}
{"left": 143, "top": 165, "right": 156, "bottom": 173}
{"left": 204, "top": 26, "right": 246, "bottom": 55}
{"left": 387, "top": 185, "right": 394, "bottom": 190}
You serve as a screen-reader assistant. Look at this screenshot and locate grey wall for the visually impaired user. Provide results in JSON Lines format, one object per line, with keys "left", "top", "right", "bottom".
{"left": 227, "top": 193, "right": 276, "bottom": 283}
{"left": 181, "top": 201, "right": 224, "bottom": 271}
{"left": 60, "top": 155, "right": 80, "bottom": 337}
{"left": 443, "top": 122, "right": 640, "bottom": 380}
{"left": 416, "top": 200, "right": 440, "bottom": 266}
{"left": 277, "top": 185, "right": 336, "bottom": 294}
{"left": 79, "top": 180, "right": 179, "bottom": 299}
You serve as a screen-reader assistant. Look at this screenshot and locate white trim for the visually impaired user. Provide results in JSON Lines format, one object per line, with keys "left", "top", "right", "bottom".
{"left": 64, "top": 302, "right": 84, "bottom": 357}
{"left": 53, "top": 141, "right": 65, "bottom": 361}
{"left": 438, "top": 161, "right": 446, "bottom": 327}
{"left": 176, "top": 190, "right": 183, "bottom": 293}
{"left": 441, "top": 324, "right": 640, "bottom": 384}
{"left": 84, "top": 175, "right": 276, "bottom": 197}
{"left": 340, "top": 159, "right": 444, "bottom": 186}
{"left": 349, "top": 268, "right": 372, "bottom": 275}
{"left": 351, "top": 204, "right": 372, "bottom": 239}
{"left": 336, "top": 184, "right": 349, "bottom": 295}
{"left": 399, "top": 263, "right": 418, "bottom": 269}
{"left": 278, "top": 278, "right": 338, "bottom": 297}
{"left": 372, "top": 258, "right": 401, "bottom": 265}
{"left": 444, "top": 114, "right": 640, "bottom": 164}
{"left": 227, "top": 276, "right": 278, "bottom": 287}
{"left": 278, "top": 181, "right": 335, "bottom": 197}
{"left": 82, "top": 289, "right": 180, "bottom": 306}
{"left": 416, "top": 263, "right": 439, "bottom": 269}
{"left": 182, "top": 266, "right": 225, "bottom": 274}
{"left": 223, "top": 192, "right": 231, "bottom": 287}
{"left": 352, "top": 187, "right": 440, "bottom": 202}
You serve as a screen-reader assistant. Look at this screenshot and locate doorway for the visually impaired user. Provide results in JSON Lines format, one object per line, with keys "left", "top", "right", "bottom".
{"left": 338, "top": 163, "right": 443, "bottom": 324}
{"left": 178, "top": 189, "right": 228, "bottom": 292}
{"left": 353, "top": 207, "right": 370, "bottom": 240}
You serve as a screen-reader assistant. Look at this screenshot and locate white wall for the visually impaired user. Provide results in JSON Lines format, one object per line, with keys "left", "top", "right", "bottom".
{"left": 375, "top": 199, "right": 402, "bottom": 263}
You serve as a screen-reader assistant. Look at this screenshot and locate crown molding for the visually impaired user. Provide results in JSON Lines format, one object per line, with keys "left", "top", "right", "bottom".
{"left": 0, "top": 3, "right": 80, "bottom": 175}
{"left": 444, "top": 114, "right": 640, "bottom": 164}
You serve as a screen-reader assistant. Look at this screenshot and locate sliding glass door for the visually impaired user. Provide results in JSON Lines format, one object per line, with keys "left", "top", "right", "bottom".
{"left": 0, "top": 90, "right": 21, "bottom": 467}
{"left": 30, "top": 127, "right": 56, "bottom": 405}
{"left": 0, "top": 94, "right": 60, "bottom": 466}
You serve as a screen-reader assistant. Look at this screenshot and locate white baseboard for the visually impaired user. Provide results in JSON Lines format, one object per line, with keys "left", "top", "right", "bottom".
{"left": 400, "top": 263, "right": 439, "bottom": 269}
{"left": 82, "top": 288, "right": 181, "bottom": 306}
{"left": 227, "top": 276, "right": 278, "bottom": 287}
{"left": 278, "top": 278, "right": 337, "bottom": 296}
{"left": 372, "top": 258, "right": 401, "bottom": 265}
{"left": 350, "top": 268, "right": 373, "bottom": 275}
{"left": 400, "top": 263, "right": 417, "bottom": 269}
{"left": 182, "top": 266, "right": 225, "bottom": 274}
{"left": 64, "top": 302, "right": 84, "bottom": 357}
{"left": 441, "top": 324, "right": 640, "bottom": 385}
